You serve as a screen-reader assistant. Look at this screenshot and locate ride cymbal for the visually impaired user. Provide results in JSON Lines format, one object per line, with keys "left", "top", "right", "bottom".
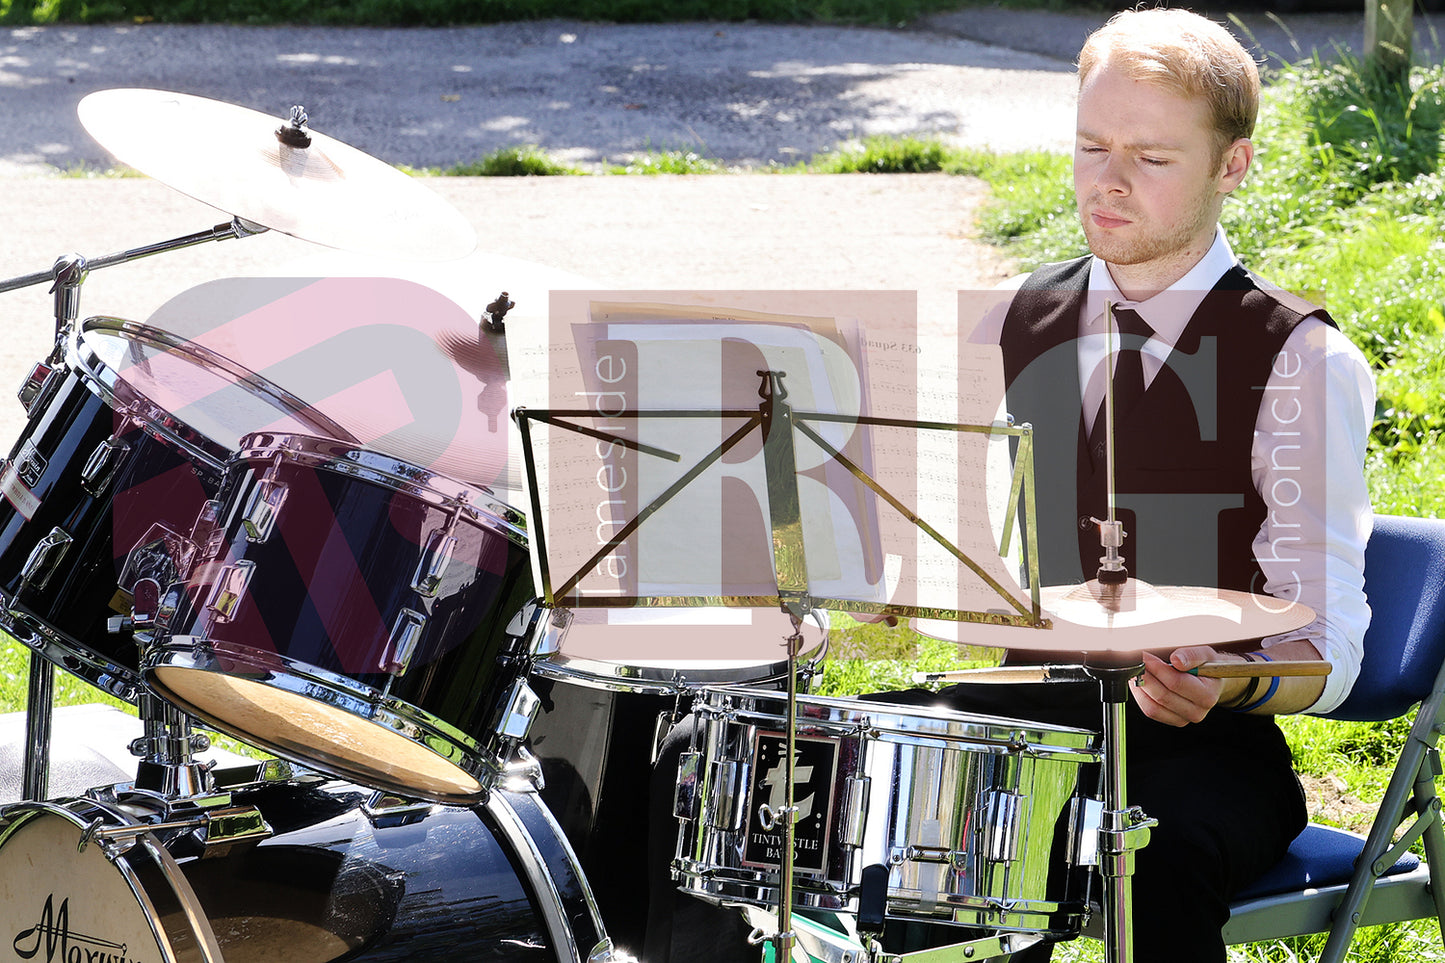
{"left": 914, "top": 578, "right": 1316, "bottom": 652}
{"left": 78, "top": 88, "right": 476, "bottom": 262}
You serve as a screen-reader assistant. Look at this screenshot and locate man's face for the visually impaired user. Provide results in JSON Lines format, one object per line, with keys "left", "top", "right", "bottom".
{"left": 1074, "top": 60, "right": 1248, "bottom": 286}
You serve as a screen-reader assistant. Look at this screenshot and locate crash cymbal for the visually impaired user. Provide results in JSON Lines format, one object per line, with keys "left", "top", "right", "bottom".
{"left": 77, "top": 88, "right": 476, "bottom": 262}
{"left": 914, "top": 578, "right": 1316, "bottom": 652}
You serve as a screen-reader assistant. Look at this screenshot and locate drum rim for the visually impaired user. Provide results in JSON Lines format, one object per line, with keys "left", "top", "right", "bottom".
{"left": 233, "top": 430, "right": 528, "bottom": 548}
{"left": 70, "top": 316, "right": 353, "bottom": 466}
{"left": 673, "top": 866, "right": 1082, "bottom": 935}
{"left": 0, "top": 604, "right": 142, "bottom": 702}
{"left": 0, "top": 797, "right": 225, "bottom": 963}
{"left": 144, "top": 638, "right": 502, "bottom": 804}
{"left": 694, "top": 684, "right": 1101, "bottom": 756}
{"left": 529, "top": 607, "right": 829, "bottom": 694}
{"left": 531, "top": 639, "right": 828, "bottom": 695}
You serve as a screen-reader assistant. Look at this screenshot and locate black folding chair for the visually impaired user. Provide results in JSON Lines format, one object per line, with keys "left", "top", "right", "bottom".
{"left": 1224, "top": 514, "right": 1445, "bottom": 958}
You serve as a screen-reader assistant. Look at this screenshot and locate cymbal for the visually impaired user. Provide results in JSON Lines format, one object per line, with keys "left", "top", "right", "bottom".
{"left": 914, "top": 578, "right": 1316, "bottom": 652}
{"left": 77, "top": 88, "right": 476, "bottom": 262}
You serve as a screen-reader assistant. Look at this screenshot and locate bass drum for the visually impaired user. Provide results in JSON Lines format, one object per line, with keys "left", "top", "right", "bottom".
{"left": 0, "top": 779, "right": 617, "bottom": 963}
{"left": 525, "top": 608, "right": 827, "bottom": 954}
{"left": 0, "top": 315, "right": 348, "bottom": 701}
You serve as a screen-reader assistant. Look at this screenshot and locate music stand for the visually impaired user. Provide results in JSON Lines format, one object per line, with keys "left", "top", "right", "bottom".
{"left": 514, "top": 361, "right": 1071, "bottom": 963}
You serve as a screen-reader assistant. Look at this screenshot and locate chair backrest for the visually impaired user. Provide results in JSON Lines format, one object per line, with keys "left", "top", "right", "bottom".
{"left": 1326, "top": 514, "right": 1445, "bottom": 722}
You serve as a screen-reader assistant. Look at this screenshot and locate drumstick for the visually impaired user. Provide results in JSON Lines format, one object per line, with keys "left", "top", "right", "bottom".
{"left": 910, "top": 660, "right": 1330, "bottom": 685}
{"left": 1187, "top": 660, "right": 1332, "bottom": 678}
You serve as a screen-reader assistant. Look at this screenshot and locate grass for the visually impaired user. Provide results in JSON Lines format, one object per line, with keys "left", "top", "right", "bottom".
{"left": 439, "top": 144, "right": 586, "bottom": 177}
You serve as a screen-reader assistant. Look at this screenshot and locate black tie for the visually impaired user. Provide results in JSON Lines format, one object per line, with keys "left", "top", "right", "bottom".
{"left": 1089, "top": 306, "right": 1154, "bottom": 453}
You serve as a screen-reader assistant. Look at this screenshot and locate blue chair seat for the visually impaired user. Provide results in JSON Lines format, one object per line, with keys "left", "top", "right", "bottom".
{"left": 1235, "top": 824, "right": 1420, "bottom": 902}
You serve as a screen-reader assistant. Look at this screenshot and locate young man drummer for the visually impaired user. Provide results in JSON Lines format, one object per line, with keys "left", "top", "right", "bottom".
{"left": 647, "top": 9, "right": 1374, "bottom": 961}
{"left": 920, "top": 7, "right": 1374, "bottom": 960}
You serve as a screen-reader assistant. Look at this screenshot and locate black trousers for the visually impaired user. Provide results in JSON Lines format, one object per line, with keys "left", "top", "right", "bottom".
{"left": 645, "top": 682, "right": 1305, "bottom": 963}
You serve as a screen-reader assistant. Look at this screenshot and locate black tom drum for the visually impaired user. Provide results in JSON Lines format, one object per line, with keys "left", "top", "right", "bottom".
{"left": 0, "top": 316, "right": 348, "bottom": 701}
{"left": 143, "top": 432, "right": 538, "bottom": 804}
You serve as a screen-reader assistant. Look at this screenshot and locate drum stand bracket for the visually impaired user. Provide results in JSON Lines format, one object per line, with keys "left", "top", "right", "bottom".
{"left": 864, "top": 931, "right": 1044, "bottom": 963}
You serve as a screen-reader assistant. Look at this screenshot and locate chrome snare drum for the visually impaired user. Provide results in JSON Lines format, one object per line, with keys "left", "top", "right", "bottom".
{"left": 143, "top": 432, "right": 538, "bottom": 804}
{"left": 674, "top": 686, "right": 1101, "bottom": 935}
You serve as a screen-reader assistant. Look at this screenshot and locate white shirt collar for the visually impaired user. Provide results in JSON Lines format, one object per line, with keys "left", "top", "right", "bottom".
{"left": 1083, "top": 226, "right": 1240, "bottom": 348}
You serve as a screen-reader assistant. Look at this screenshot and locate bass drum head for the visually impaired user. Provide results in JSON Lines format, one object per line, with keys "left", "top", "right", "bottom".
{"left": 0, "top": 803, "right": 222, "bottom": 963}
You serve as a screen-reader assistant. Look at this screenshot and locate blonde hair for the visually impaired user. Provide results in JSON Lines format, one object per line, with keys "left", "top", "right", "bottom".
{"left": 1077, "top": 8, "right": 1260, "bottom": 158}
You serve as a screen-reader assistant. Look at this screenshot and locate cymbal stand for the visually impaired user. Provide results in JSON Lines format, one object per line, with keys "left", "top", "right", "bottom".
{"left": 0, "top": 216, "right": 268, "bottom": 363}
{"left": 21, "top": 653, "right": 54, "bottom": 800}
{"left": 1083, "top": 654, "right": 1155, "bottom": 963}
{"left": 1086, "top": 306, "right": 1156, "bottom": 963}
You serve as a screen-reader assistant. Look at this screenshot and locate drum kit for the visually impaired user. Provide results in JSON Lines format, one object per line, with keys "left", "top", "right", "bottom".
{"left": 0, "top": 88, "right": 1324, "bottom": 963}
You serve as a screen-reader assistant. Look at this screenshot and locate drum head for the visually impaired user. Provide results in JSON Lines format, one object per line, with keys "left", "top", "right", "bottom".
{"left": 150, "top": 666, "right": 488, "bottom": 802}
{"left": 534, "top": 607, "right": 829, "bottom": 694}
{"left": 0, "top": 805, "right": 218, "bottom": 963}
{"left": 77, "top": 315, "right": 353, "bottom": 453}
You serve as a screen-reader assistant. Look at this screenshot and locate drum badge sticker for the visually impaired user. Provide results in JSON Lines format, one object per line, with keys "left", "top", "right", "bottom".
{"left": 742, "top": 732, "right": 838, "bottom": 874}
{"left": 11, "top": 894, "right": 141, "bottom": 963}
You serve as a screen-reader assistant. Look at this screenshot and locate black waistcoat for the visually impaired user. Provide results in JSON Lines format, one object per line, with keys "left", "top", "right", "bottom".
{"left": 999, "top": 256, "right": 1335, "bottom": 592}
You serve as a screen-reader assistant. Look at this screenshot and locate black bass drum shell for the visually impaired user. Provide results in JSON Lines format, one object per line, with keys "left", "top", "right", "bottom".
{"left": 0, "top": 780, "right": 610, "bottom": 963}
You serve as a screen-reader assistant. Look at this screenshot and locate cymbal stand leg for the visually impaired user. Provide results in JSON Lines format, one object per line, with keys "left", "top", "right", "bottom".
{"left": 22, "top": 652, "right": 54, "bottom": 800}
{"left": 1086, "top": 659, "right": 1156, "bottom": 963}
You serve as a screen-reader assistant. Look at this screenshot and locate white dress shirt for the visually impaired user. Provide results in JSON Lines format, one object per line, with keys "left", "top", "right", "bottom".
{"left": 975, "top": 228, "right": 1374, "bottom": 713}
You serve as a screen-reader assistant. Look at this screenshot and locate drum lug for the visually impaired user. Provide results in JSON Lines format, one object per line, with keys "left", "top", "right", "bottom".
{"left": 1068, "top": 796, "right": 1104, "bottom": 868}
{"left": 363, "top": 791, "right": 435, "bottom": 827}
{"left": 841, "top": 774, "right": 870, "bottom": 848}
{"left": 494, "top": 677, "right": 543, "bottom": 742}
{"left": 674, "top": 750, "right": 702, "bottom": 820}
{"left": 706, "top": 758, "right": 749, "bottom": 831}
{"left": 191, "top": 498, "right": 227, "bottom": 559}
{"left": 80, "top": 434, "right": 130, "bottom": 495}
{"left": 206, "top": 559, "right": 255, "bottom": 622}
{"left": 241, "top": 477, "right": 288, "bottom": 543}
{"left": 380, "top": 607, "right": 428, "bottom": 676}
{"left": 16, "top": 361, "right": 58, "bottom": 414}
{"left": 982, "top": 789, "right": 1023, "bottom": 863}
{"left": 19, "top": 526, "right": 72, "bottom": 593}
{"left": 199, "top": 805, "right": 274, "bottom": 857}
{"left": 411, "top": 528, "right": 457, "bottom": 597}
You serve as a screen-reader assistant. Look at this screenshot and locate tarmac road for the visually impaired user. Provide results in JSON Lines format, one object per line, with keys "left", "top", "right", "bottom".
{"left": 0, "top": 11, "right": 1426, "bottom": 448}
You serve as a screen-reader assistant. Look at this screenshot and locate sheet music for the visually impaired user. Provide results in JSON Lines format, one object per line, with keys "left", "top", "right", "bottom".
{"left": 525, "top": 290, "right": 1035, "bottom": 633}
